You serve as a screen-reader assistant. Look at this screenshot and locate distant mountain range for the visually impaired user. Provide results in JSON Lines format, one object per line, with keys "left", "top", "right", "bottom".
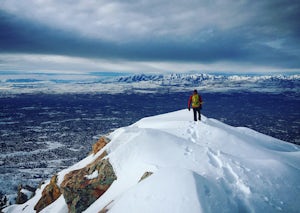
{"left": 115, "top": 73, "right": 299, "bottom": 85}
{"left": 0, "top": 72, "right": 299, "bottom": 94}
{"left": 116, "top": 73, "right": 300, "bottom": 83}
{"left": 113, "top": 73, "right": 300, "bottom": 93}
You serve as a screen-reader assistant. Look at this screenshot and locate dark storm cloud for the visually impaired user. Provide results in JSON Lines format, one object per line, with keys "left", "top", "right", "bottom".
{"left": 0, "top": 10, "right": 240, "bottom": 61}
{"left": 0, "top": 10, "right": 109, "bottom": 56}
{"left": 258, "top": 0, "right": 300, "bottom": 37}
{"left": 0, "top": 0, "right": 300, "bottom": 71}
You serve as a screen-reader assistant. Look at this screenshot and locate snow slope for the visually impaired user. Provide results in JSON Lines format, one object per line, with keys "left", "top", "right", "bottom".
{"left": 4, "top": 110, "right": 300, "bottom": 213}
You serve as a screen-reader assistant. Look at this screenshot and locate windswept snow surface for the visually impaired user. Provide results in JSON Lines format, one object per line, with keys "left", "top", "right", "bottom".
{"left": 4, "top": 110, "right": 300, "bottom": 213}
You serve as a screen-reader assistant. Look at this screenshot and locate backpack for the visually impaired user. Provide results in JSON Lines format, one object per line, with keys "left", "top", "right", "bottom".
{"left": 192, "top": 94, "right": 201, "bottom": 108}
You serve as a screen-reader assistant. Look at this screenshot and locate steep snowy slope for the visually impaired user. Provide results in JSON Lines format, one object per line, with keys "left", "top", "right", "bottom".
{"left": 4, "top": 110, "right": 300, "bottom": 213}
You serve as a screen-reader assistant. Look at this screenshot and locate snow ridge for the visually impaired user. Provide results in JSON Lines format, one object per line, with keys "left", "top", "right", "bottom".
{"left": 3, "top": 110, "right": 300, "bottom": 213}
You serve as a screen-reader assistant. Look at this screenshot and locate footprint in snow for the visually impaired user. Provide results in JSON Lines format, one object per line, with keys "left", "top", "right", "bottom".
{"left": 207, "top": 148, "right": 223, "bottom": 168}
{"left": 186, "top": 125, "right": 198, "bottom": 143}
{"left": 222, "top": 166, "right": 238, "bottom": 184}
{"left": 184, "top": 146, "right": 193, "bottom": 156}
{"left": 222, "top": 163, "right": 251, "bottom": 195}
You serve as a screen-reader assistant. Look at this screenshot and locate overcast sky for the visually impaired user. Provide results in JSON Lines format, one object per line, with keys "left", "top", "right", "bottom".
{"left": 0, "top": 0, "right": 299, "bottom": 74}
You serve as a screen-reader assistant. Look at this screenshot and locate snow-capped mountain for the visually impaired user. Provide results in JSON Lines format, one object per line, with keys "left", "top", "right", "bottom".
{"left": 4, "top": 110, "right": 300, "bottom": 213}
{"left": 115, "top": 73, "right": 300, "bottom": 93}
{"left": 0, "top": 72, "right": 299, "bottom": 94}
{"left": 116, "top": 73, "right": 300, "bottom": 83}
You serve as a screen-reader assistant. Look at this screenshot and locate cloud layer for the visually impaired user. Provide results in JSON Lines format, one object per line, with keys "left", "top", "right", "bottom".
{"left": 0, "top": 0, "right": 299, "bottom": 73}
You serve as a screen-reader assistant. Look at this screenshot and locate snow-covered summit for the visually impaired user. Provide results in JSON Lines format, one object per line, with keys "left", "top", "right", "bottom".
{"left": 4, "top": 110, "right": 300, "bottom": 213}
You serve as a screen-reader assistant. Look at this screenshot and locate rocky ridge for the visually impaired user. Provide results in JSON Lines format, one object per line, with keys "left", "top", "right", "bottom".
{"left": 4, "top": 136, "right": 116, "bottom": 213}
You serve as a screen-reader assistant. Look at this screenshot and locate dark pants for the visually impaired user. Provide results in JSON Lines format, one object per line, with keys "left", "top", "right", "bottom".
{"left": 193, "top": 107, "right": 201, "bottom": 121}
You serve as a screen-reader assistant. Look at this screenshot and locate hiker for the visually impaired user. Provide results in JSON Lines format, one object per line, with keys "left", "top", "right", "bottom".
{"left": 188, "top": 89, "right": 203, "bottom": 121}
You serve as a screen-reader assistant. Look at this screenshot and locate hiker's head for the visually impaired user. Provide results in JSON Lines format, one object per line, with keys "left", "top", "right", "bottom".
{"left": 193, "top": 89, "right": 198, "bottom": 94}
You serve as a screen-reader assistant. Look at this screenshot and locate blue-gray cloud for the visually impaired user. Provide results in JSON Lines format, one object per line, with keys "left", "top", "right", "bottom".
{"left": 0, "top": 0, "right": 300, "bottom": 71}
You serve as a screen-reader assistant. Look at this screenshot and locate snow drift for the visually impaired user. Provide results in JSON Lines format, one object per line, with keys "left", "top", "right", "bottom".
{"left": 4, "top": 110, "right": 300, "bottom": 213}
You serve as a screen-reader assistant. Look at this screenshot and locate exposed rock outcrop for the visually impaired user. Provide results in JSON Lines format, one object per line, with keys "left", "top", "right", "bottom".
{"left": 32, "top": 136, "right": 112, "bottom": 213}
{"left": 15, "top": 185, "right": 35, "bottom": 204}
{"left": 34, "top": 175, "right": 61, "bottom": 213}
{"left": 92, "top": 137, "right": 110, "bottom": 155}
{"left": 139, "top": 171, "right": 153, "bottom": 182}
{"left": 5, "top": 136, "right": 115, "bottom": 213}
{"left": 0, "top": 192, "right": 8, "bottom": 211}
{"left": 98, "top": 200, "right": 114, "bottom": 213}
{"left": 60, "top": 154, "right": 116, "bottom": 213}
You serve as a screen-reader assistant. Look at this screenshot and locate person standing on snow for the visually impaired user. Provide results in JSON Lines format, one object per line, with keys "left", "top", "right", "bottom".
{"left": 188, "top": 89, "right": 203, "bottom": 121}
